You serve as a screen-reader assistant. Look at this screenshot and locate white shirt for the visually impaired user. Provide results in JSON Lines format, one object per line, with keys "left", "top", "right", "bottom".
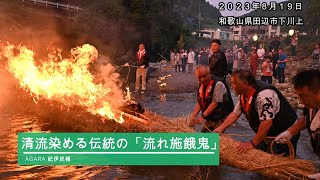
{"left": 233, "top": 89, "right": 280, "bottom": 121}
{"left": 187, "top": 51, "right": 195, "bottom": 63}
{"left": 212, "top": 81, "right": 227, "bottom": 103}
{"left": 257, "top": 48, "right": 265, "bottom": 59}
{"left": 310, "top": 109, "right": 320, "bottom": 131}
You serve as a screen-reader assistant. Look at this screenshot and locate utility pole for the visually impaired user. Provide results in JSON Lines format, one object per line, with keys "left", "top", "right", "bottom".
{"left": 198, "top": 0, "right": 201, "bottom": 32}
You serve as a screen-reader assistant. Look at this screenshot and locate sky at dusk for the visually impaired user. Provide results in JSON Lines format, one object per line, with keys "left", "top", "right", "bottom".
{"left": 207, "top": 0, "right": 288, "bottom": 17}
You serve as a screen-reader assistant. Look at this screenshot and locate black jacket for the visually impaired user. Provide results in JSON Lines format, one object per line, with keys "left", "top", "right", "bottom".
{"left": 209, "top": 51, "right": 228, "bottom": 79}
{"left": 196, "top": 76, "right": 234, "bottom": 122}
{"left": 240, "top": 80, "right": 297, "bottom": 136}
{"left": 304, "top": 107, "right": 320, "bottom": 157}
{"left": 135, "top": 50, "right": 150, "bottom": 68}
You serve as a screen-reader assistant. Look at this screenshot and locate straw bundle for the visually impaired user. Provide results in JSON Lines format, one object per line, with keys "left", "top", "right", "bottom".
{"left": 19, "top": 90, "right": 317, "bottom": 179}
{"left": 140, "top": 111, "right": 317, "bottom": 180}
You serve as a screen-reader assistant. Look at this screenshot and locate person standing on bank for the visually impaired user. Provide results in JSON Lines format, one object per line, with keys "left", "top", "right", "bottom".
{"left": 187, "top": 48, "right": 195, "bottom": 73}
{"left": 276, "top": 48, "right": 288, "bottom": 84}
{"left": 189, "top": 66, "right": 234, "bottom": 132}
{"left": 208, "top": 39, "right": 228, "bottom": 80}
{"left": 250, "top": 49, "right": 258, "bottom": 77}
{"left": 181, "top": 49, "right": 188, "bottom": 72}
{"left": 291, "top": 33, "right": 298, "bottom": 57}
{"left": 214, "top": 69, "right": 300, "bottom": 156}
{"left": 260, "top": 55, "right": 273, "bottom": 84}
{"left": 135, "top": 43, "right": 150, "bottom": 93}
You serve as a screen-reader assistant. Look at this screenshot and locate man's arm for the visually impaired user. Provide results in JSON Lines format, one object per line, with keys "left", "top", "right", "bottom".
{"left": 190, "top": 102, "right": 201, "bottom": 118}
{"left": 144, "top": 52, "right": 150, "bottom": 67}
{"left": 196, "top": 82, "right": 225, "bottom": 124}
{"left": 238, "top": 89, "right": 280, "bottom": 153}
{"left": 252, "top": 119, "right": 273, "bottom": 146}
{"left": 221, "top": 53, "right": 228, "bottom": 76}
{"left": 213, "top": 112, "right": 241, "bottom": 133}
{"left": 275, "top": 117, "right": 306, "bottom": 142}
{"left": 214, "top": 96, "right": 242, "bottom": 133}
{"left": 202, "top": 102, "right": 218, "bottom": 118}
{"left": 237, "top": 119, "right": 272, "bottom": 153}
{"left": 189, "top": 102, "right": 201, "bottom": 127}
{"left": 288, "top": 117, "right": 306, "bottom": 134}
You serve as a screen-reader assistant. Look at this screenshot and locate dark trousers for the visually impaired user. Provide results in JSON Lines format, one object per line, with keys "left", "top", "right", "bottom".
{"left": 181, "top": 58, "right": 187, "bottom": 72}
{"left": 261, "top": 76, "right": 272, "bottom": 84}
{"left": 291, "top": 45, "right": 296, "bottom": 56}
{"left": 272, "top": 62, "right": 278, "bottom": 79}
{"left": 277, "top": 68, "right": 285, "bottom": 83}
{"left": 256, "top": 133, "right": 300, "bottom": 157}
{"left": 175, "top": 65, "right": 181, "bottom": 72}
{"left": 227, "top": 63, "right": 233, "bottom": 75}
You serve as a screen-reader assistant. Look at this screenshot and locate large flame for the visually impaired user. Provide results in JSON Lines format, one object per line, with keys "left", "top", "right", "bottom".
{"left": 2, "top": 43, "right": 125, "bottom": 123}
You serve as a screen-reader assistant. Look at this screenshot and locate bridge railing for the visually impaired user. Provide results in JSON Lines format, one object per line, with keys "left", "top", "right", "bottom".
{"left": 22, "top": 0, "right": 83, "bottom": 11}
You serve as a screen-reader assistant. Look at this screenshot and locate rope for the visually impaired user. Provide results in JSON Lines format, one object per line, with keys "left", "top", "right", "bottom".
{"left": 203, "top": 125, "right": 295, "bottom": 157}
{"left": 270, "top": 140, "right": 295, "bottom": 158}
{"left": 124, "top": 65, "right": 130, "bottom": 85}
{"left": 116, "top": 65, "right": 140, "bottom": 68}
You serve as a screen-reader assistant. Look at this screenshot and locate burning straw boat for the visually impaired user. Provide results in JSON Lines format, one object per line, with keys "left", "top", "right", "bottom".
{"left": 1, "top": 43, "right": 317, "bottom": 179}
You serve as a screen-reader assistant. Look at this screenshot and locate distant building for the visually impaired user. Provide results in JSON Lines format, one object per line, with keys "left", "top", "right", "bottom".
{"left": 194, "top": 28, "right": 233, "bottom": 40}
{"left": 230, "top": 25, "right": 281, "bottom": 40}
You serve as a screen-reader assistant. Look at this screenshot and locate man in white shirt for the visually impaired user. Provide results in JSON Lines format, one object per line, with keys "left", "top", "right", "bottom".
{"left": 187, "top": 48, "right": 195, "bottom": 73}
{"left": 257, "top": 44, "right": 265, "bottom": 69}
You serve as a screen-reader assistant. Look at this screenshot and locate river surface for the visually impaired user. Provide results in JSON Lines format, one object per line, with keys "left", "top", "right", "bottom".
{"left": 0, "top": 84, "right": 318, "bottom": 179}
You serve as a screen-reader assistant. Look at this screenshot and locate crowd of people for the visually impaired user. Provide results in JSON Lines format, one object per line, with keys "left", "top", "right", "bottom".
{"left": 126, "top": 39, "right": 320, "bottom": 178}
{"left": 183, "top": 39, "right": 319, "bottom": 178}
{"left": 167, "top": 36, "right": 294, "bottom": 86}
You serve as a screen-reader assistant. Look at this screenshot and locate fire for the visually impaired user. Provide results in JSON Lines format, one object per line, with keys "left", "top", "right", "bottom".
{"left": 157, "top": 74, "right": 171, "bottom": 87}
{"left": 2, "top": 43, "right": 125, "bottom": 123}
{"left": 159, "top": 83, "right": 167, "bottom": 87}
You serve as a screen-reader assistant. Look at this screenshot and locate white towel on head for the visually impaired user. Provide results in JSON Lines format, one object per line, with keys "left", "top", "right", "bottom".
{"left": 310, "top": 109, "right": 320, "bottom": 132}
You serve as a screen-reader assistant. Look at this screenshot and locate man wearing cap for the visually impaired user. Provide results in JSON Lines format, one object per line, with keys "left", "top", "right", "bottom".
{"left": 208, "top": 39, "right": 228, "bottom": 80}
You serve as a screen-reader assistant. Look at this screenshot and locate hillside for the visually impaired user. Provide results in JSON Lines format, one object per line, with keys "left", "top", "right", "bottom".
{"left": 0, "top": 0, "right": 221, "bottom": 64}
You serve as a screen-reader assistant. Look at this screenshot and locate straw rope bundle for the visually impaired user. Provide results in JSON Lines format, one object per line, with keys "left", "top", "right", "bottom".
{"left": 139, "top": 111, "right": 317, "bottom": 180}
{"left": 20, "top": 91, "right": 317, "bottom": 180}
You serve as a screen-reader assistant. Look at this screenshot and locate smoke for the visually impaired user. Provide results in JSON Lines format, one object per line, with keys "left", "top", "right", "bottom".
{"left": 92, "top": 57, "right": 125, "bottom": 108}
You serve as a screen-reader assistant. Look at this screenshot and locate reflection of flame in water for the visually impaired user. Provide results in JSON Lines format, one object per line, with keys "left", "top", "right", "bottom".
{"left": 125, "top": 87, "right": 132, "bottom": 102}
{"left": 158, "top": 74, "right": 172, "bottom": 81}
{"left": 157, "top": 74, "right": 171, "bottom": 88}
{"left": 2, "top": 43, "right": 125, "bottom": 123}
{"left": 160, "top": 93, "right": 166, "bottom": 101}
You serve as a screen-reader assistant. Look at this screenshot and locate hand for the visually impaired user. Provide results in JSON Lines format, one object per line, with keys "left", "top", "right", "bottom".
{"left": 307, "top": 173, "right": 320, "bottom": 179}
{"left": 274, "top": 131, "right": 293, "bottom": 144}
{"left": 237, "top": 142, "right": 254, "bottom": 154}
{"left": 195, "top": 116, "right": 204, "bottom": 124}
{"left": 277, "top": 60, "right": 280, "bottom": 63}
{"left": 140, "top": 65, "right": 145, "bottom": 68}
{"left": 213, "top": 127, "right": 224, "bottom": 134}
{"left": 188, "top": 116, "right": 196, "bottom": 127}
{"left": 124, "top": 63, "right": 129, "bottom": 66}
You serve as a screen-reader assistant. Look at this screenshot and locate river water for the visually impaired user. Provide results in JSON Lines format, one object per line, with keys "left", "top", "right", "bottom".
{"left": 0, "top": 74, "right": 318, "bottom": 179}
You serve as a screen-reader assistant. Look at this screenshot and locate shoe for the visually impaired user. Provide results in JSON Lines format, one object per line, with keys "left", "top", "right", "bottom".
{"left": 141, "top": 91, "right": 145, "bottom": 94}
{"left": 134, "top": 89, "right": 139, "bottom": 93}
